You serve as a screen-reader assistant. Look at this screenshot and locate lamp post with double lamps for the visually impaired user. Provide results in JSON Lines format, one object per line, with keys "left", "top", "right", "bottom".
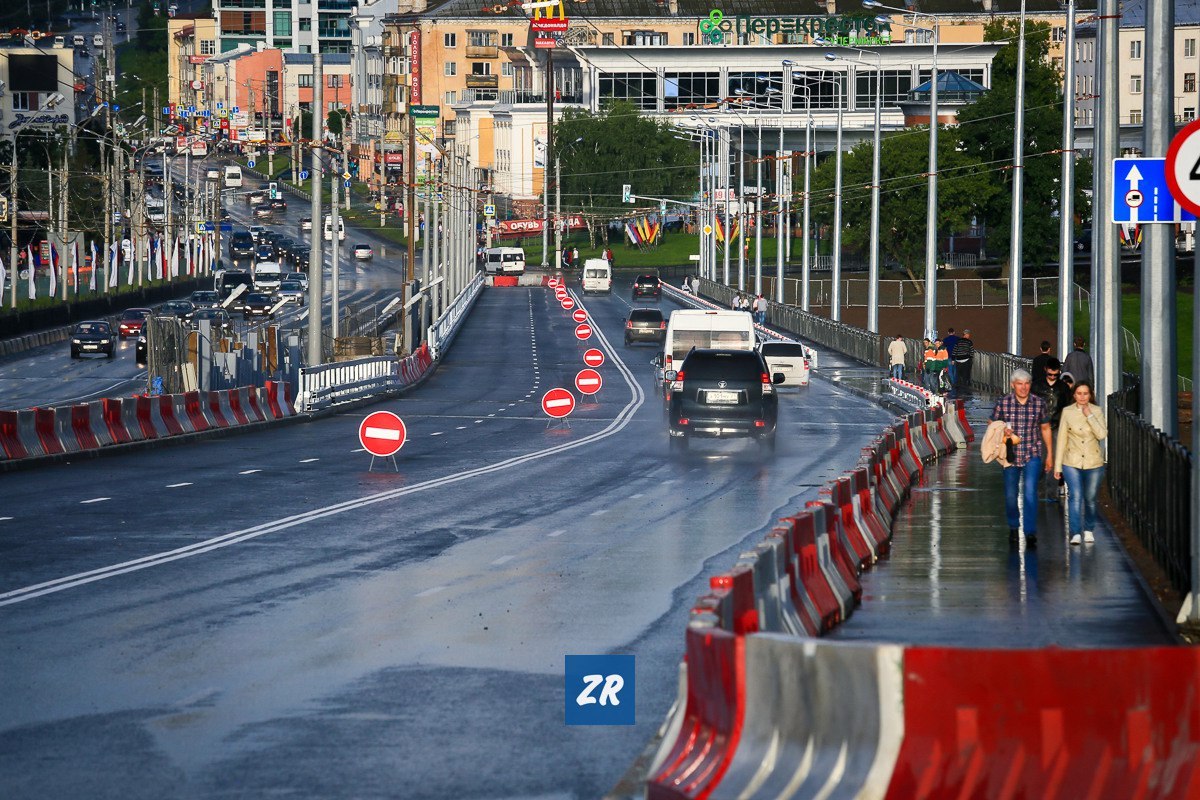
{"left": 863, "top": 0, "right": 939, "bottom": 338}
{"left": 824, "top": 40, "right": 884, "bottom": 333}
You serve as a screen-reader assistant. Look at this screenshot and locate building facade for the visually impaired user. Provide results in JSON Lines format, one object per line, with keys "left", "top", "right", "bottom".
{"left": 167, "top": 15, "right": 219, "bottom": 109}
{"left": 0, "top": 46, "right": 79, "bottom": 139}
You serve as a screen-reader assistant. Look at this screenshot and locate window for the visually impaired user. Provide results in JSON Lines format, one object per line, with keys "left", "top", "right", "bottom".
{"left": 468, "top": 30, "right": 496, "bottom": 47}
{"left": 1130, "top": 39, "right": 1141, "bottom": 59}
{"left": 444, "top": 91, "right": 457, "bottom": 104}
{"left": 317, "top": 14, "right": 350, "bottom": 38}
{"left": 622, "top": 30, "right": 667, "bottom": 46}
{"left": 443, "top": 119, "right": 456, "bottom": 136}
{"left": 728, "top": 71, "right": 783, "bottom": 109}
{"left": 1130, "top": 109, "right": 1142, "bottom": 124}
{"left": 793, "top": 70, "right": 847, "bottom": 109}
{"left": 500, "top": 32, "right": 513, "bottom": 47}
{"left": 682, "top": 32, "right": 695, "bottom": 46}
{"left": 1131, "top": 74, "right": 1142, "bottom": 93}
{"left": 1052, "top": 26, "right": 1065, "bottom": 42}
{"left": 854, "top": 69, "right": 917, "bottom": 107}
{"left": 602, "top": 33, "right": 614, "bottom": 46}
{"left": 1186, "top": 108, "right": 1197, "bottom": 121}
{"left": 444, "top": 32, "right": 456, "bottom": 48}
{"left": 663, "top": 71, "right": 719, "bottom": 109}
{"left": 597, "top": 71, "right": 658, "bottom": 110}
{"left": 444, "top": 61, "right": 457, "bottom": 76}
{"left": 1188, "top": 39, "right": 1197, "bottom": 58}
{"left": 471, "top": 62, "right": 492, "bottom": 76}
{"left": 200, "top": 39, "right": 216, "bottom": 55}
{"left": 501, "top": 62, "right": 513, "bottom": 77}
{"left": 328, "top": 75, "right": 344, "bottom": 88}
{"left": 298, "top": 73, "right": 313, "bottom": 88}
{"left": 272, "top": 10, "right": 291, "bottom": 36}
{"left": 1187, "top": 73, "right": 1197, "bottom": 93}
{"left": 12, "top": 92, "right": 34, "bottom": 111}
{"left": 299, "top": 17, "right": 311, "bottom": 31}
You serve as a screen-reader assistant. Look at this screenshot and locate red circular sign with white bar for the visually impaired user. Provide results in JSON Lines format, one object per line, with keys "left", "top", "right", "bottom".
{"left": 1166, "top": 118, "right": 1200, "bottom": 217}
{"left": 547, "top": 277, "right": 559, "bottom": 288}
{"left": 575, "top": 368, "right": 603, "bottom": 395}
{"left": 561, "top": 297, "right": 576, "bottom": 311}
{"left": 583, "top": 348, "right": 605, "bottom": 367}
{"left": 572, "top": 308, "right": 588, "bottom": 323}
{"left": 358, "top": 411, "right": 407, "bottom": 457}
{"left": 574, "top": 323, "right": 592, "bottom": 340}
{"left": 541, "top": 388, "right": 576, "bottom": 418}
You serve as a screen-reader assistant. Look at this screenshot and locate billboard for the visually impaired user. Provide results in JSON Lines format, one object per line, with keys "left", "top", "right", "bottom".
{"left": 9, "top": 54, "right": 57, "bottom": 92}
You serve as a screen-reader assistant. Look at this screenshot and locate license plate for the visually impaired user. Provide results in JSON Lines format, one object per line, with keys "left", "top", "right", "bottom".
{"left": 705, "top": 390, "right": 739, "bottom": 405}
{"left": 83, "top": 345, "right": 97, "bottom": 350}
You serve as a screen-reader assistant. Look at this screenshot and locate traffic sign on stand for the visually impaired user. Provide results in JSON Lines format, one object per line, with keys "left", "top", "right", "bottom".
{"left": 583, "top": 348, "right": 605, "bottom": 368}
{"left": 575, "top": 368, "right": 602, "bottom": 396}
{"left": 548, "top": 277, "right": 559, "bottom": 289}
{"left": 344, "top": 179, "right": 351, "bottom": 188}
{"left": 561, "top": 297, "right": 576, "bottom": 311}
{"left": 1165, "top": 119, "right": 1200, "bottom": 218}
{"left": 574, "top": 323, "right": 592, "bottom": 341}
{"left": 358, "top": 410, "right": 407, "bottom": 470}
{"left": 541, "top": 388, "right": 576, "bottom": 419}
{"left": 1112, "top": 157, "right": 1196, "bottom": 224}
{"left": 572, "top": 308, "right": 588, "bottom": 323}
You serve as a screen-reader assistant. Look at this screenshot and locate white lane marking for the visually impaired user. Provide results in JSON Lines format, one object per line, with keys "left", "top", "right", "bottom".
{"left": 456, "top": 426, "right": 467, "bottom": 430}
{"left": 239, "top": 469, "right": 262, "bottom": 475}
{"left": 415, "top": 585, "right": 447, "bottom": 598}
{"left": 0, "top": 516, "right": 13, "bottom": 522}
{"left": 363, "top": 426, "right": 401, "bottom": 441}
{"left": 166, "top": 482, "right": 193, "bottom": 488}
{"left": 630, "top": 493, "right": 644, "bottom": 499}
{"left": 430, "top": 432, "right": 444, "bottom": 436}
{"left": 351, "top": 448, "right": 366, "bottom": 453}
{"left": 590, "top": 509, "right": 609, "bottom": 516}
{"left": 0, "top": 298, "right": 644, "bottom": 608}
{"left": 474, "top": 419, "right": 483, "bottom": 423}
{"left": 491, "top": 555, "right": 516, "bottom": 566}
{"left": 80, "top": 497, "right": 110, "bottom": 505}
{"left": 548, "top": 529, "right": 566, "bottom": 537}
{"left": 488, "top": 413, "right": 495, "bottom": 417}
{"left": 299, "top": 458, "right": 320, "bottom": 463}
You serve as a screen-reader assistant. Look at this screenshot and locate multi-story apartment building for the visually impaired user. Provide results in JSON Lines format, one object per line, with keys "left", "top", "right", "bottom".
{"left": 167, "top": 15, "right": 219, "bottom": 109}
{"left": 0, "top": 46, "right": 79, "bottom": 140}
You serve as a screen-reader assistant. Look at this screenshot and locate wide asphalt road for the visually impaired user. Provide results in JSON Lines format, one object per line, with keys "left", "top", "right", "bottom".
{"left": 0, "top": 277, "right": 895, "bottom": 798}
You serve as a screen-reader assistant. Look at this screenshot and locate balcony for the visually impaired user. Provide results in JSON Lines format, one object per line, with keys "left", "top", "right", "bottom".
{"left": 498, "top": 89, "right": 584, "bottom": 105}
{"left": 465, "top": 74, "right": 499, "bottom": 89}
{"left": 466, "top": 45, "right": 498, "bottom": 58}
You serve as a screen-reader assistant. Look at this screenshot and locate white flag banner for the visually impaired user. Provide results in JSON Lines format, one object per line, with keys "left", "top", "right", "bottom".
{"left": 186, "top": 235, "right": 194, "bottom": 276}
{"left": 0, "top": 252, "right": 6, "bottom": 300}
{"left": 71, "top": 241, "right": 79, "bottom": 294}
{"left": 126, "top": 237, "right": 135, "bottom": 285}
{"left": 89, "top": 241, "right": 98, "bottom": 291}
{"left": 48, "top": 245, "right": 57, "bottom": 297}
{"left": 108, "top": 242, "right": 119, "bottom": 288}
{"left": 26, "top": 244, "right": 36, "bottom": 300}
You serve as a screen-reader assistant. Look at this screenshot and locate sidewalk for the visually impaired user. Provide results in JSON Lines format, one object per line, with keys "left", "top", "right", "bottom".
{"left": 827, "top": 397, "right": 1176, "bottom": 648}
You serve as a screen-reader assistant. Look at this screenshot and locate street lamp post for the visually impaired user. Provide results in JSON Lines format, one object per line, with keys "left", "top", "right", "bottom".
{"left": 1007, "top": 0, "right": 1029, "bottom": 355}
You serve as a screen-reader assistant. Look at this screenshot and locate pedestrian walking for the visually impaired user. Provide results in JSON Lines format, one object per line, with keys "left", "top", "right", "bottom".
{"left": 1062, "top": 337, "right": 1094, "bottom": 387}
{"left": 951, "top": 329, "right": 975, "bottom": 393}
{"left": 752, "top": 294, "right": 766, "bottom": 324}
{"left": 919, "top": 338, "right": 934, "bottom": 391}
{"left": 922, "top": 338, "right": 945, "bottom": 393}
{"left": 942, "top": 328, "right": 960, "bottom": 389}
{"left": 887, "top": 334, "right": 907, "bottom": 380}
{"left": 1031, "top": 340, "right": 1054, "bottom": 383}
{"left": 1054, "top": 381, "right": 1107, "bottom": 545}
{"left": 990, "top": 368, "right": 1054, "bottom": 548}
{"left": 732, "top": 292, "right": 744, "bottom": 311}
{"left": 604, "top": 246, "right": 614, "bottom": 266}
{"left": 561, "top": 247, "right": 571, "bottom": 271}
{"left": 1033, "top": 358, "right": 1072, "bottom": 432}
{"left": 572, "top": 247, "right": 580, "bottom": 270}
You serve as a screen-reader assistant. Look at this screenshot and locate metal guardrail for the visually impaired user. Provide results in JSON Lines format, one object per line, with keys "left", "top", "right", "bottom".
{"left": 969, "top": 350, "right": 1033, "bottom": 396}
{"left": 297, "top": 356, "right": 402, "bottom": 411}
{"left": 430, "top": 271, "right": 484, "bottom": 360}
{"left": 1106, "top": 398, "right": 1193, "bottom": 595}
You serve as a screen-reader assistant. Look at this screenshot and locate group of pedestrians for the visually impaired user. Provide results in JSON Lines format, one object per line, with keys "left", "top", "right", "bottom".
{"left": 885, "top": 327, "right": 975, "bottom": 395}
{"left": 985, "top": 336, "right": 1102, "bottom": 549}
{"left": 731, "top": 292, "right": 767, "bottom": 324}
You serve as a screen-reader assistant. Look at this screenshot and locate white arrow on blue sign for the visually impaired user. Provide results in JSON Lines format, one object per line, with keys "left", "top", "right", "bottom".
{"left": 248, "top": 160, "right": 256, "bottom": 168}
{"left": 162, "top": 106, "right": 170, "bottom": 115}
{"left": 1111, "top": 157, "right": 1197, "bottom": 224}
{"left": 300, "top": 170, "right": 309, "bottom": 180}
{"left": 343, "top": 179, "right": 351, "bottom": 188}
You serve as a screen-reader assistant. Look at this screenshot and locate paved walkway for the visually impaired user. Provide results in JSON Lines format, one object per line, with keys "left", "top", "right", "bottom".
{"left": 828, "top": 397, "right": 1176, "bottom": 648}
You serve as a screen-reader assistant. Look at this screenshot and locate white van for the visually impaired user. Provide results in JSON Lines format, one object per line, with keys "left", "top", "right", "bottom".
{"left": 484, "top": 247, "right": 525, "bottom": 276}
{"left": 253, "top": 261, "right": 283, "bottom": 291}
{"left": 323, "top": 215, "right": 346, "bottom": 242}
{"left": 223, "top": 165, "right": 243, "bottom": 188}
{"left": 581, "top": 258, "right": 612, "bottom": 294}
{"left": 54, "top": 35, "right": 66, "bottom": 48}
{"left": 660, "top": 309, "right": 757, "bottom": 382}
{"left": 72, "top": 34, "right": 85, "bottom": 47}
{"left": 92, "top": 34, "right": 103, "bottom": 47}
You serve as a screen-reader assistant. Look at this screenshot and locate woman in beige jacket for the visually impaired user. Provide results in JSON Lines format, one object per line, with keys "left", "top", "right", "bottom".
{"left": 1053, "top": 381, "right": 1108, "bottom": 545}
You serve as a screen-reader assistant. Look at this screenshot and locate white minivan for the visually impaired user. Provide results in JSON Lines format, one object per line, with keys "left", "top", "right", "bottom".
{"left": 660, "top": 309, "right": 757, "bottom": 389}
{"left": 484, "top": 247, "right": 525, "bottom": 276}
{"left": 324, "top": 215, "right": 346, "bottom": 242}
{"left": 253, "top": 261, "right": 283, "bottom": 292}
{"left": 581, "top": 258, "right": 612, "bottom": 294}
{"left": 223, "top": 165, "right": 243, "bottom": 188}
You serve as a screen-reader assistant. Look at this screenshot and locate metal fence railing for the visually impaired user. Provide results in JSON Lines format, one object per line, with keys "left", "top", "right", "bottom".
{"left": 765, "top": 275, "right": 1090, "bottom": 311}
{"left": 1106, "top": 393, "right": 1193, "bottom": 596}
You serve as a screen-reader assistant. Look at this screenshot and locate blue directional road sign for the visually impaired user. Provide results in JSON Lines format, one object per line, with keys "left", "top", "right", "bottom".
{"left": 343, "top": 179, "right": 351, "bottom": 188}
{"left": 1112, "top": 157, "right": 1196, "bottom": 224}
{"left": 248, "top": 159, "right": 256, "bottom": 168}
{"left": 220, "top": 222, "right": 233, "bottom": 233}
{"left": 299, "top": 170, "right": 310, "bottom": 180}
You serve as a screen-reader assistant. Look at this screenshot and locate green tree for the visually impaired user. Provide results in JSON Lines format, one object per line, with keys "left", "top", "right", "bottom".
{"left": 808, "top": 127, "right": 1000, "bottom": 287}
{"left": 955, "top": 19, "right": 1066, "bottom": 268}
{"left": 326, "top": 109, "right": 349, "bottom": 137}
{"left": 553, "top": 100, "right": 697, "bottom": 214}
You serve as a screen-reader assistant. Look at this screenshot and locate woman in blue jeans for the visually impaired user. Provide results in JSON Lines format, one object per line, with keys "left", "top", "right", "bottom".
{"left": 1053, "top": 381, "right": 1108, "bottom": 545}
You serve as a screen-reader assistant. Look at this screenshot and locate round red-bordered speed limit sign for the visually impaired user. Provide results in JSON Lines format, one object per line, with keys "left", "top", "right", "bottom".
{"left": 1165, "top": 118, "right": 1200, "bottom": 217}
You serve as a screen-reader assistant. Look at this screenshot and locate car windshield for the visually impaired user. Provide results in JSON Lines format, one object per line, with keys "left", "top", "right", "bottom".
{"left": 682, "top": 351, "right": 762, "bottom": 380}
{"left": 192, "top": 292, "right": 218, "bottom": 302}
{"left": 121, "top": 309, "right": 148, "bottom": 320}
{"left": 280, "top": 281, "right": 302, "bottom": 290}
{"left": 630, "top": 310, "right": 663, "bottom": 323}
{"left": 76, "top": 323, "right": 109, "bottom": 334}
{"left": 761, "top": 343, "right": 807, "bottom": 357}
{"left": 164, "top": 302, "right": 190, "bottom": 311}
{"left": 247, "top": 294, "right": 270, "bottom": 303}
{"left": 636, "top": 276, "right": 657, "bottom": 285}
{"left": 286, "top": 273, "right": 304, "bottom": 281}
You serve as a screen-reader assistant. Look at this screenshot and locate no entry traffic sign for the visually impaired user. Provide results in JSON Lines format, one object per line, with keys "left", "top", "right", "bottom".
{"left": 583, "top": 348, "right": 605, "bottom": 367}
{"left": 572, "top": 308, "right": 588, "bottom": 323}
{"left": 1166, "top": 118, "right": 1200, "bottom": 217}
{"left": 555, "top": 288, "right": 568, "bottom": 300}
{"left": 548, "top": 277, "right": 559, "bottom": 288}
{"left": 359, "top": 411, "right": 407, "bottom": 457}
{"left": 542, "top": 388, "right": 576, "bottom": 418}
{"left": 561, "top": 297, "right": 576, "bottom": 311}
{"left": 574, "top": 323, "right": 592, "bottom": 341}
{"left": 575, "top": 368, "right": 603, "bottom": 395}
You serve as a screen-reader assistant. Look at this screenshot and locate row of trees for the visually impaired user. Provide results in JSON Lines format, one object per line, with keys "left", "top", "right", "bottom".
{"left": 553, "top": 20, "right": 1091, "bottom": 278}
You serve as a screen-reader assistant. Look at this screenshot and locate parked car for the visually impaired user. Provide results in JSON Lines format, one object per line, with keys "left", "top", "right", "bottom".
{"left": 70, "top": 321, "right": 115, "bottom": 359}
{"left": 274, "top": 280, "right": 306, "bottom": 306}
{"left": 625, "top": 308, "right": 666, "bottom": 345}
{"left": 242, "top": 292, "right": 275, "bottom": 320}
{"left": 117, "top": 307, "right": 150, "bottom": 339}
{"left": 353, "top": 243, "right": 373, "bottom": 261}
{"left": 160, "top": 300, "right": 196, "bottom": 321}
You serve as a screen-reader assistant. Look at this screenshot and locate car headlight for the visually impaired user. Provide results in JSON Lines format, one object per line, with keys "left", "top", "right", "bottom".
{"left": 99, "top": 339, "right": 110, "bottom": 344}
{"left": 72, "top": 338, "right": 82, "bottom": 344}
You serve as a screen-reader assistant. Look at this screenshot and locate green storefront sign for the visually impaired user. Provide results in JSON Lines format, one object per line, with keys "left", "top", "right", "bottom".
{"left": 700, "top": 9, "right": 891, "bottom": 46}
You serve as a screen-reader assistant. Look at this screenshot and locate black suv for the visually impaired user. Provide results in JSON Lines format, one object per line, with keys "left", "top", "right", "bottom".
{"left": 625, "top": 308, "right": 665, "bottom": 345}
{"left": 666, "top": 349, "right": 782, "bottom": 451}
{"left": 632, "top": 273, "right": 661, "bottom": 300}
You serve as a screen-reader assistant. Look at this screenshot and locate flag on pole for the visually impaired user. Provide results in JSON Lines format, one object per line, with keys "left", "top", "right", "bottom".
{"left": 0, "top": 252, "right": 6, "bottom": 299}
{"left": 126, "top": 237, "right": 135, "bottom": 285}
{"left": 89, "top": 241, "right": 98, "bottom": 291}
{"left": 48, "top": 244, "right": 57, "bottom": 297}
{"left": 109, "top": 242, "right": 119, "bottom": 288}
{"left": 26, "top": 244, "right": 36, "bottom": 300}
{"left": 168, "top": 236, "right": 179, "bottom": 279}
{"left": 71, "top": 241, "right": 79, "bottom": 295}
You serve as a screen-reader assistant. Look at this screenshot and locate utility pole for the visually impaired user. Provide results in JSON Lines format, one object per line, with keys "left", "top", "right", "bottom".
{"left": 9, "top": 138, "right": 18, "bottom": 309}
{"left": 306, "top": 51, "right": 324, "bottom": 367}
{"left": 1006, "top": 0, "right": 1028, "bottom": 355}
{"left": 542, "top": 50, "right": 554, "bottom": 269}
{"left": 60, "top": 143, "right": 69, "bottom": 301}
{"left": 1057, "top": 0, "right": 1077, "bottom": 358}
{"left": 331, "top": 167, "right": 341, "bottom": 339}
{"left": 1092, "top": 0, "right": 1121, "bottom": 406}
{"left": 553, "top": 156, "right": 561, "bottom": 269}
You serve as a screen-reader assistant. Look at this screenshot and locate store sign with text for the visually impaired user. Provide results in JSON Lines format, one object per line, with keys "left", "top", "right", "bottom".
{"left": 700, "top": 9, "right": 890, "bottom": 45}
{"left": 408, "top": 30, "right": 422, "bottom": 105}
{"left": 496, "top": 216, "right": 585, "bottom": 236}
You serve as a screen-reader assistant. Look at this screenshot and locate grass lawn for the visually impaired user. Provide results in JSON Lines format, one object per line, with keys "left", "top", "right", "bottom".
{"left": 1036, "top": 287, "right": 1194, "bottom": 381}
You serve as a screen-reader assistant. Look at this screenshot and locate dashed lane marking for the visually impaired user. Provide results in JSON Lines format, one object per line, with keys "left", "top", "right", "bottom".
{"left": 414, "top": 585, "right": 447, "bottom": 598}
{"left": 547, "top": 529, "right": 566, "bottom": 537}
{"left": 0, "top": 516, "right": 13, "bottom": 522}
{"left": 299, "top": 458, "right": 320, "bottom": 463}
{"left": 239, "top": 469, "right": 262, "bottom": 475}
{"left": 491, "top": 555, "right": 516, "bottom": 566}
{"left": 80, "top": 497, "right": 110, "bottom": 504}
{"left": 166, "top": 482, "right": 193, "bottom": 488}
{"left": 430, "top": 432, "right": 445, "bottom": 436}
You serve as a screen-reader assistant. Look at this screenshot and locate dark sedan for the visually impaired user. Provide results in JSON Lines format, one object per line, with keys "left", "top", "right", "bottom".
{"left": 70, "top": 321, "right": 115, "bottom": 359}
{"left": 243, "top": 292, "right": 275, "bottom": 320}
{"left": 160, "top": 300, "right": 195, "bottom": 320}
{"left": 192, "top": 307, "right": 233, "bottom": 336}
{"left": 269, "top": 197, "right": 288, "bottom": 212}
{"left": 189, "top": 290, "right": 221, "bottom": 309}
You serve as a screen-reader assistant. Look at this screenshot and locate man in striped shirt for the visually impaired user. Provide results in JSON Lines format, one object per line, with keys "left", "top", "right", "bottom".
{"left": 990, "top": 368, "right": 1054, "bottom": 547}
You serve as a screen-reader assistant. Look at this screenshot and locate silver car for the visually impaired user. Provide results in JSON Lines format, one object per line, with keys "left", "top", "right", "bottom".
{"left": 275, "top": 280, "right": 306, "bottom": 306}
